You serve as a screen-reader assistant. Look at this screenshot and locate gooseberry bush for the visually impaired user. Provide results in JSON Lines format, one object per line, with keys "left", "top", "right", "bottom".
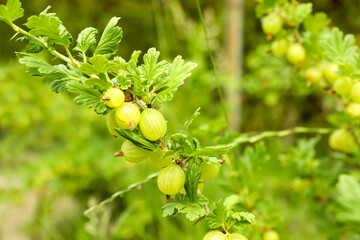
{"left": 2, "top": 0, "right": 360, "bottom": 239}
{"left": 0, "top": 0, "right": 255, "bottom": 238}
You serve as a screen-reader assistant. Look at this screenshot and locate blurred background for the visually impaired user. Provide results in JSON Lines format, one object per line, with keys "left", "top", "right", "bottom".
{"left": 0, "top": 0, "right": 359, "bottom": 239}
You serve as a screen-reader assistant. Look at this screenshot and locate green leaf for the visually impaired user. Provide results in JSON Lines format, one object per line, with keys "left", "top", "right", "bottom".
{"left": 51, "top": 78, "right": 69, "bottom": 93}
{"left": 84, "top": 75, "right": 112, "bottom": 90}
{"left": 0, "top": 0, "right": 24, "bottom": 22}
{"left": 26, "top": 8, "right": 73, "bottom": 47}
{"left": 80, "top": 55, "right": 118, "bottom": 75}
{"left": 66, "top": 81, "right": 110, "bottom": 114}
{"left": 334, "top": 175, "right": 360, "bottom": 227}
{"left": 304, "top": 12, "right": 331, "bottom": 33}
{"left": 229, "top": 212, "right": 256, "bottom": 225}
{"left": 189, "top": 144, "right": 233, "bottom": 157}
{"left": 321, "top": 28, "right": 358, "bottom": 66}
{"left": 206, "top": 200, "right": 227, "bottom": 230}
{"left": 154, "top": 56, "right": 197, "bottom": 103}
{"left": 181, "top": 107, "right": 201, "bottom": 133}
{"left": 114, "top": 128, "right": 156, "bottom": 151}
{"left": 74, "top": 27, "right": 98, "bottom": 53}
{"left": 171, "top": 133, "right": 199, "bottom": 155}
{"left": 281, "top": 2, "right": 312, "bottom": 26}
{"left": 25, "top": 40, "right": 44, "bottom": 53}
{"left": 327, "top": 111, "right": 355, "bottom": 128}
{"left": 184, "top": 164, "right": 201, "bottom": 202}
{"left": 95, "top": 17, "right": 123, "bottom": 55}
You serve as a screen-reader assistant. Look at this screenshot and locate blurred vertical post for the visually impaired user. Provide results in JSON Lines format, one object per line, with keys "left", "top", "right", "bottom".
{"left": 225, "top": 0, "right": 243, "bottom": 132}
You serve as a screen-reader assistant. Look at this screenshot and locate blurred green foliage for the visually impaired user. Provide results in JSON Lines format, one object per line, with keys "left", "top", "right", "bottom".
{"left": 1, "top": 0, "right": 360, "bottom": 239}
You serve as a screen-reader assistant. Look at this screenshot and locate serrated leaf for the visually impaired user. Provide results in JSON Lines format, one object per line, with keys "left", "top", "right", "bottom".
{"left": 95, "top": 17, "right": 123, "bottom": 55}
{"left": 25, "top": 40, "right": 44, "bottom": 53}
{"left": 184, "top": 164, "right": 201, "bottom": 202}
{"left": 51, "top": 78, "right": 69, "bottom": 93}
{"left": 171, "top": 133, "right": 199, "bottom": 155}
{"left": 84, "top": 75, "right": 111, "bottom": 90}
{"left": 229, "top": 212, "right": 256, "bottom": 225}
{"left": 80, "top": 55, "right": 117, "bottom": 75}
{"left": 321, "top": 28, "right": 358, "bottom": 66}
{"left": 74, "top": 27, "right": 98, "bottom": 53}
{"left": 334, "top": 175, "right": 360, "bottom": 226}
{"left": 67, "top": 81, "right": 110, "bottom": 114}
{"left": 178, "top": 203, "right": 206, "bottom": 222}
{"left": 114, "top": 128, "right": 156, "bottom": 151}
{"left": 304, "top": 12, "right": 330, "bottom": 33}
{"left": 162, "top": 202, "right": 178, "bottom": 217}
{"left": 0, "top": 0, "right": 24, "bottom": 22}
{"left": 26, "top": 9, "right": 73, "bottom": 47}
{"left": 154, "top": 56, "right": 197, "bottom": 103}
{"left": 206, "top": 200, "right": 227, "bottom": 229}
{"left": 281, "top": 2, "right": 312, "bottom": 26}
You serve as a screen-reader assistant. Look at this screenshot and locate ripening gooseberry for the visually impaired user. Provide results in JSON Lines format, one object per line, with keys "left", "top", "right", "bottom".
{"left": 157, "top": 164, "right": 185, "bottom": 195}
{"left": 324, "top": 63, "right": 341, "bottom": 83}
{"left": 346, "top": 103, "right": 360, "bottom": 117}
{"left": 305, "top": 67, "right": 322, "bottom": 83}
{"left": 262, "top": 13, "right": 283, "bottom": 35}
{"left": 121, "top": 140, "right": 150, "bottom": 163}
{"left": 140, "top": 108, "right": 167, "bottom": 141}
{"left": 149, "top": 149, "right": 173, "bottom": 168}
{"left": 229, "top": 233, "right": 249, "bottom": 240}
{"left": 286, "top": 43, "right": 306, "bottom": 64}
{"left": 199, "top": 162, "right": 220, "bottom": 179}
{"left": 333, "top": 77, "right": 353, "bottom": 95}
{"left": 271, "top": 39, "right": 288, "bottom": 56}
{"left": 103, "top": 88, "right": 125, "bottom": 108}
{"left": 263, "top": 230, "right": 280, "bottom": 240}
{"left": 106, "top": 110, "right": 119, "bottom": 137}
{"left": 329, "top": 129, "right": 357, "bottom": 154}
{"left": 203, "top": 231, "right": 227, "bottom": 240}
{"left": 351, "top": 82, "right": 360, "bottom": 103}
{"left": 115, "top": 103, "right": 140, "bottom": 129}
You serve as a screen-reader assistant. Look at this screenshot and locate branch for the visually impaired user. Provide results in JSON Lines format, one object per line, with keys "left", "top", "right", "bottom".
{"left": 84, "top": 172, "right": 159, "bottom": 216}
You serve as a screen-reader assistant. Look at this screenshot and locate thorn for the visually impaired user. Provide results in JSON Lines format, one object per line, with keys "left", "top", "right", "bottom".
{"left": 165, "top": 195, "right": 170, "bottom": 203}
{"left": 10, "top": 32, "right": 19, "bottom": 41}
{"left": 114, "top": 151, "right": 123, "bottom": 157}
{"left": 175, "top": 158, "right": 182, "bottom": 164}
{"left": 220, "top": 157, "right": 226, "bottom": 164}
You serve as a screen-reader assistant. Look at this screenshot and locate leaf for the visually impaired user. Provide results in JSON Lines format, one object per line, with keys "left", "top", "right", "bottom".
{"left": 114, "top": 128, "right": 156, "bottom": 151}
{"left": 66, "top": 81, "right": 110, "bottom": 114}
{"left": 74, "top": 27, "right": 98, "bottom": 53}
{"left": 321, "top": 28, "right": 358, "bottom": 66}
{"left": 51, "top": 78, "right": 69, "bottom": 93}
{"left": 154, "top": 55, "right": 197, "bottom": 103}
{"left": 334, "top": 175, "right": 360, "bottom": 227}
{"left": 84, "top": 75, "right": 112, "bottom": 90}
{"left": 95, "top": 17, "right": 123, "bottom": 55}
{"left": 171, "top": 133, "right": 199, "bottom": 155}
{"left": 25, "top": 40, "right": 44, "bottom": 53}
{"left": 80, "top": 55, "right": 118, "bottom": 75}
{"left": 184, "top": 164, "right": 201, "bottom": 202}
{"left": 327, "top": 111, "right": 355, "bottom": 128}
{"left": 0, "top": 0, "right": 24, "bottom": 23}
{"left": 229, "top": 212, "right": 256, "bottom": 225}
{"left": 181, "top": 107, "right": 201, "bottom": 133}
{"left": 304, "top": 12, "right": 331, "bottom": 33}
{"left": 206, "top": 200, "right": 227, "bottom": 229}
{"left": 281, "top": 2, "right": 312, "bottom": 27}
{"left": 190, "top": 144, "right": 233, "bottom": 157}
{"left": 26, "top": 8, "right": 73, "bottom": 47}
